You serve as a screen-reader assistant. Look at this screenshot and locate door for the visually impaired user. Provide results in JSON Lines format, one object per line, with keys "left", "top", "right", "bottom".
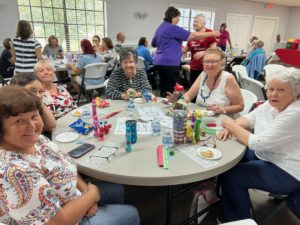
{"left": 251, "top": 16, "right": 279, "bottom": 56}
{"left": 226, "top": 14, "right": 253, "bottom": 52}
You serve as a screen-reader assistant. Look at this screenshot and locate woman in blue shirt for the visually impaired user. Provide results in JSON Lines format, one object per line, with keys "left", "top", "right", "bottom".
{"left": 136, "top": 37, "right": 153, "bottom": 72}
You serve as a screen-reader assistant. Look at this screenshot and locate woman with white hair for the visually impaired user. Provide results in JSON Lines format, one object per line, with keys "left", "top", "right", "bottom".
{"left": 183, "top": 13, "right": 217, "bottom": 86}
{"left": 217, "top": 67, "right": 300, "bottom": 222}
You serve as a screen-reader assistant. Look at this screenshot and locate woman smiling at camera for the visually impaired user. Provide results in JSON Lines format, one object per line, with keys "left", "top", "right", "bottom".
{"left": 106, "top": 47, "right": 152, "bottom": 100}
{"left": 0, "top": 86, "right": 140, "bottom": 225}
{"left": 168, "top": 48, "right": 243, "bottom": 117}
{"left": 217, "top": 67, "right": 300, "bottom": 223}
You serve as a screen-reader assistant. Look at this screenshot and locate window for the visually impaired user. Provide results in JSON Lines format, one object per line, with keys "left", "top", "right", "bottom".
{"left": 171, "top": 4, "right": 215, "bottom": 31}
{"left": 17, "top": 0, "right": 106, "bottom": 52}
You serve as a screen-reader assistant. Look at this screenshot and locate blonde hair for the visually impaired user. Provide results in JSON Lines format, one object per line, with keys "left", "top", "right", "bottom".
{"left": 204, "top": 48, "right": 226, "bottom": 61}
{"left": 34, "top": 60, "right": 55, "bottom": 75}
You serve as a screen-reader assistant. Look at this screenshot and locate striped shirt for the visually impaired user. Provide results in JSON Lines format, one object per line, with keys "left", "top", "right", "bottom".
{"left": 106, "top": 68, "right": 152, "bottom": 99}
{"left": 12, "top": 37, "right": 42, "bottom": 73}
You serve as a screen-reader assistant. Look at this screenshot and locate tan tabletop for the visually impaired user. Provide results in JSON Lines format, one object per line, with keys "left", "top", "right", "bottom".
{"left": 53, "top": 100, "right": 245, "bottom": 186}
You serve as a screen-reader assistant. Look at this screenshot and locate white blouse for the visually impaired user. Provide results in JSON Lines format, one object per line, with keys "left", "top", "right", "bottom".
{"left": 244, "top": 100, "right": 300, "bottom": 181}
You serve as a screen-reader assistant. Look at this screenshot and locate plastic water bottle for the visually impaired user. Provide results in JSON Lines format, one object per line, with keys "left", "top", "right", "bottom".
{"left": 151, "top": 120, "right": 161, "bottom": 136}
{"left": 162, "top": 130, "right": 173, "bottom": 149}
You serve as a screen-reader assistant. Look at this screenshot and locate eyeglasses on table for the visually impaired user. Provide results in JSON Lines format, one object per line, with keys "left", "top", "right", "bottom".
{"left": 89, "top": 145, "right": 119, "bottom": 163}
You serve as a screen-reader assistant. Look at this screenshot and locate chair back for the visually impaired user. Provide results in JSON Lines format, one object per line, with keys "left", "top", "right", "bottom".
{"left": 232, "top": 65, "right": 248, "bottom": 85}
{"left": 246, "top": 54, "right": 266, "bottom": 80}
{"left": 240, "top": 76, "right": 266, "bottom": 101}
{"left": 84, "top": 63, "right": 108, "bottom": 80}
{"left": 104, "top": 78, "right": 109, "bottom": 89}
{"left": 240, "top": 89, "right": 258, "bottom": 116}
{"left": 137, "top": 56, "right": 146, "bottom": 70}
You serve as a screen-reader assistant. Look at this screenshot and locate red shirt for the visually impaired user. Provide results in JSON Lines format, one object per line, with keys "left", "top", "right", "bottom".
{"left": 187, "top": 29, "right": 216, "bottom": 70}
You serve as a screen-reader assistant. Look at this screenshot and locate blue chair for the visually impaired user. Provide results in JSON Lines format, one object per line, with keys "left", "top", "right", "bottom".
{"left": 246, "top": 54, "right": 266, "bottom": 80}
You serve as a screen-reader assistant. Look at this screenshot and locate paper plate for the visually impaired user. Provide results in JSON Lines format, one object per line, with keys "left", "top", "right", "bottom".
{"left": 55, "top": 132, "right": 80, "bottom": 143}
{"left": 197, "top": 147, "right": 222, "bottom": 160}
{"left": 201, "top": 110, "right": 215, "bottom": 116}
{"left": 134, "top": 98, "right": 146, "bottom": 104}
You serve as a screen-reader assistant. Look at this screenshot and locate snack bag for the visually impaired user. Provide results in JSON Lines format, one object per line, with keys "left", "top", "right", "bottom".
{"left": 69, "top": 118, "right": 93, "bottom": 135}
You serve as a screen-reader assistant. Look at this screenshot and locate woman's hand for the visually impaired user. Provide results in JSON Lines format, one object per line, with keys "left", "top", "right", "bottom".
{"left": 207, "top": 104, "right": 226, "bottom": 114}
{"left": 66, "top": 62, "right": 73, "bottom": 69}
{"left": 126, "top": 88, "right": 137, "bottom": 97}
{"left": 86, "top": 182, "right": 101, "bottom": 203}
{"left": 166, "top": 92, "right": 175, "bottom": 103}
{"left": 216, "top": 128, "right": 231, "bottom": 141}
{"left": 85, "top": 203, "right": 98, "bottom": 217}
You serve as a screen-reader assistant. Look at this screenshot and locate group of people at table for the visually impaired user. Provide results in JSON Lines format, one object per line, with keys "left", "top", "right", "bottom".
{"left": 0, "top": 6, "right": 299, "bottom": 225}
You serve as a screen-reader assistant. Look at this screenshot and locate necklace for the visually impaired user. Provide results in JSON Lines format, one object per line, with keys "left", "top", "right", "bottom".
{"left": 200, "top": 70, "right": 222, "bottom": 103}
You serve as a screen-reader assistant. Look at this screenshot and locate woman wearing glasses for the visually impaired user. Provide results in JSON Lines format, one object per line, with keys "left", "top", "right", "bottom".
{"left": 168, "top": 48, "right": 243, "bottom": 117}
{"left": 0, "top": 86, "right": 140, "bottom": 225}
{"left": 217, "top": 67, "right": 300, "bottom": 222}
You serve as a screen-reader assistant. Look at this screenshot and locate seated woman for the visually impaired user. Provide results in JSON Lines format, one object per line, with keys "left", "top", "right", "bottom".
{"left": 106, "top": 47, "right": 152, "bottom": 100}
{"left": 66, "top": 39, "right": 101, "bottom": 96}
{"left": 10, "top": 72, "right": 56, "bottom": 131}
{"left": 0, "top": 86, "right": 140, "bottom": 225}
{"left": 0, "top": 38, "right": 15, "bottom": 79}
{"left": 34, "top": 60, "right": 77, "bottom": 118}
{"left": 92, "top": 35, "right": 103, "bottom": 53}
{"left": 168, "top": 48, "right": 243, "bottom": 117}
{"left": 43, "top": 35, "right": 64, "bottom": 59}
{"left": 217, "top": 67, "right": 300, "bottom": 222}
{"left": 100, "top": 37, "right": 118, "bottom": 77}
{"left": 136, "top": 37, "right": 153, "bottom": 72}
{"left": 242, "top": 40, "right": 265, "bottom": 65}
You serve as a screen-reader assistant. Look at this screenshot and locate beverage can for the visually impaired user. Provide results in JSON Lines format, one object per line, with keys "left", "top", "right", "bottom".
{"left": 125, "top": 120, "right": 137, "bottom": 144}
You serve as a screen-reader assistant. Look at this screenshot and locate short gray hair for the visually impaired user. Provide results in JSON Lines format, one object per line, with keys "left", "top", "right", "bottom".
{"left": 194, "top": 13, "right": 206, "bottom": 22}
{"left": 265, "top": 67, "right": 300, "bottom": 99}
{"left": 119, "top": 47, "right": 138, "bottom": 64}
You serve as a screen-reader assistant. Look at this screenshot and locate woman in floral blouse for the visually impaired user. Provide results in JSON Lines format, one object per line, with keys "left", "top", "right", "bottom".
{"left": 0, "top": 86, "right": 140, "bottom": 225}
{"left": 34, "top": 60, "right": 77, "bottom": 118}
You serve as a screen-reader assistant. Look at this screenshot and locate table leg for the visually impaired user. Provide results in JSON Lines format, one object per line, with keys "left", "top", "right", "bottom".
{"left": 165, "top": 186, "right": 173, "bottom": 225}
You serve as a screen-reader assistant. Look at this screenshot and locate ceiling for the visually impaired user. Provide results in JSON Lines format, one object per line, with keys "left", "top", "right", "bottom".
{"left": 246, "top": 0, "right": 300, "bottom": 7}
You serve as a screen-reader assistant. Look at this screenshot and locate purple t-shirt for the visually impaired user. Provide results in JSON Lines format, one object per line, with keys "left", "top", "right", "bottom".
{"left": 217, "top": 30, "right": 229, "bottom": 48}
{"left": 152, "top": 21, "right": 190, "bottom": 66}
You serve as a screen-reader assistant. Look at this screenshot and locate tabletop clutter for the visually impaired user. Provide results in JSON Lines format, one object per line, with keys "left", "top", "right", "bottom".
{"left": 67, "top": 84, "right": 220, "bottom": 168}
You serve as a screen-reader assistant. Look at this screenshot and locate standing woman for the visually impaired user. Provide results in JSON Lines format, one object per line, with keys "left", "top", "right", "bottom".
{"left": 217, "top": 23, "right": 233, "bottom": 52}
{"left": 152, "top": 6, "right": 219, "bottom": 97}
{"left": 11, "top": 20, "right": 43, "bottom": 74}
{"left": 184, "top": 14, "right": 217, "bottom": 86}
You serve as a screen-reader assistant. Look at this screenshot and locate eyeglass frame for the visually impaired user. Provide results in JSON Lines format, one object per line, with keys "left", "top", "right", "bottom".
{"left": 89, "top": 145, "right": 119, "bottom": 163}
{"left": 198, "top": 136, "right": 216, "bottom": 148}
{"left": 203, "top": 60, "right": 221, "bottom": 65}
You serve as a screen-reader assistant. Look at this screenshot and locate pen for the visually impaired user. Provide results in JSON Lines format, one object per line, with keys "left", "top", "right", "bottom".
{"left": 101, "top": 110, "right": 122, "bottom": 119}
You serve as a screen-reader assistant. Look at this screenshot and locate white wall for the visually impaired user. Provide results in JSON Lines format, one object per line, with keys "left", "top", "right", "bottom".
{"left": 285, "top": 7, "right": 300, "bottom": 39}
{"left": 0, "top": 0, "right": 292, "bottom": 46}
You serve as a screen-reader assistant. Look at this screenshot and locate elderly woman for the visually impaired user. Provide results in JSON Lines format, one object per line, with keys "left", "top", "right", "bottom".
{"left": 35, "top": 60, "right": 76, "bottom": 118}
{"left": 100, "top": 37, "right": 118, "bottom": 77}
{"left": 183, "top": 14, "right": 217, "bottom": 86}
{"left": 11, "top": 20, "right": 43, "bottom": 73}
{"left": 10, "top": 73, "right": 56, "bottom": 131}
{"left": 66, "top": 39, "right": 101, "bottom": 96}
{"left": 42, "top": 35, "right": 64, "bottom": 58}
{"left": 217, "top": 67, "right": 300, "bottom": 222}
{"left": 242, "top": 40, "right": 265, "bottom": 66}
{"left": 0, "top": 86, "right": 140, "bottom": 225}
{"left": 168, "top": 48, "right": 243, "bottom": 116}
{"left": 136, "top": 37, "right": 153, "bottom": 72}
{"left": 106, "top": 47, "right": 152, "bottom": 100}
{"left": 152, "top": 6, "right": 219, "bottom": 97}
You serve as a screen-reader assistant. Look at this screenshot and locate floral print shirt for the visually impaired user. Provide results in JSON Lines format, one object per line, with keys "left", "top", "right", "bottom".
{"left": 43, "top": 84, "right": 77, "bottom": 118}
{"left": 0, "top": 136, "right": 81, "bottom": 225}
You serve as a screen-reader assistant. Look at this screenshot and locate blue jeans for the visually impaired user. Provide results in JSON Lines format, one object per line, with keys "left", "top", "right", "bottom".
{"left": 80, "top": 204, "right": 140, "bottom": 225}
{"left": 219, "top": 149, "right": 300, "bottom": 222}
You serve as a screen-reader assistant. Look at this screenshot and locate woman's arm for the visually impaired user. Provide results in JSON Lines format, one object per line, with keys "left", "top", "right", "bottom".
{"left": 183, "top": 75, "right": 201, "bottom": 102}
{"left": 41, "top": 105, "right": 56, "bottom": 131}
{"left": 223, "top": 74, "right": 244, "bottom": 114}
{"left": 35, "top": 47, "right": 43, "bottom": 61}
{"left": 187, "top": 31, "right": 220, "bottom": 41}
{"left": 222, "top": 117, "right": 251, "bottom": 145}
{"left": 227, "top": 34, "right": 233, "bottom": 49}
{"left": 66, "top": 63, "right": 82, "bottom": 75}
{"left": 10, "top": 47, "right": 16, "bottom": 64}
{"left": 45, "top": 182, "right": 100, "bottom": 225}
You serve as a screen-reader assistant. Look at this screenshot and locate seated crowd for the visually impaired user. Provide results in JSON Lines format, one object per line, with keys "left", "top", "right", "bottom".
{"left": 0, "top": 12, "right": 299, "bottom": 224}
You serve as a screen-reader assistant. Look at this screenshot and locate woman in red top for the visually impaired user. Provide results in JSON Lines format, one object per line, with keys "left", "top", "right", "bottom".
{"left": 184, "top": 14, "right": 217, "bottom": 90}
{"left": 217, "top": 23, "right": 233, "bottom": 52}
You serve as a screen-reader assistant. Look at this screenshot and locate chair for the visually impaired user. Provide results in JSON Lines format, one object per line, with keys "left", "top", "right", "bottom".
{"left": 263, "top": 64, "right": 285, "bottom": 78}
{"left": 232, "top": 65, "right": 248, "bottom": 86}
{"left": 246, "top": 54, "right": 266, "bottom": 80}
{"left": 137, "top": 56, "right": 146, "bottom": 70}
{"left": 78, "top": 62, "right": 108, "bottom": 104}
{"left": 221, "top": 219, "right": 257, "bottom": 225}
{"left": 240, "top": 89, "right": 258, "bottom": 116}
{"left": 104, "top": 78, "right": 109, "bottom": 89}
{"left": 240, "top": 76, "right": 267, "bottom": 101}
{"left": 0, "top": 74, "right": 11, "bottom": 86}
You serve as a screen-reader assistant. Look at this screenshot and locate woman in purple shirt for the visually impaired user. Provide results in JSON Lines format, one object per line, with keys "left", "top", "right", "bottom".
{"left": 217, "top": 23, "right": 233, "bottom": 52}
{"left": 152, "top": 6, "right": 219, "bottom": 97}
